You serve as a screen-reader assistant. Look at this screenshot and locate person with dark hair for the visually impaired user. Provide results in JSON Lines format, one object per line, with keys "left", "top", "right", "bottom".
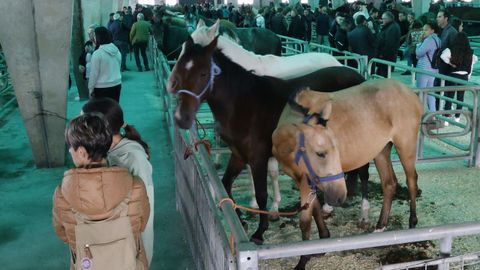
{"left": 81, "top": 98, "right": 154, "bottom": 264}
{"left": 287, "top": 9, "right": 306, "bottom": 40}
{"left": 107, "top": 12, "right": 115, "bottom": 29}
{"left": 416, "top": 21, "right": 441, "bottom": 112}
{"left": 435, "top": 9, "right": 458, "bottom": 110}
{"left": 270, "top": 7, "right": 287, "bottom": 36}
{"left": 440, "top": 32, "right": 478, "bottom": 122}
{"left": 89, "top": 26, "right": 122, "bottom": 102}
{"left": 451, "top": 17, "right": 463, "bottom": 32}
{"left": 328, "top": 12, "right": 346, "bottom": 48}
{"left": 315, "top": 5, "right": 329, "bottom": 45}
{"left": 130, "top": 13, "right": 151, "bottom": 72}
{"left": 335, "top": 19, "right": 351, "bottom": 51}
{"left": 348, "top": 14, "right": 376, "bottom": 61}
{"left": 109, "top": 12, "right": 130, "bottom": 71}
{"left": 303, "top": 8, "right": 313, "bottom": 42}
{"left": 376, "top": 11, "right": 401, "bottom": 77}
{"left": 405, "top": 20, "right": 423, "bottom": 68}
{"left": 52, "top": 113, "right": 150, "bottom": 269}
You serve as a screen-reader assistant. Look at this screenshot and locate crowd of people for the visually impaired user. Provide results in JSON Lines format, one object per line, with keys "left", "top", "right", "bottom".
{"left": 78, "top": 4, "right": 154, "bottom": 103}
{"left": 53, "top": 1, "right": 478, "bottom": 269}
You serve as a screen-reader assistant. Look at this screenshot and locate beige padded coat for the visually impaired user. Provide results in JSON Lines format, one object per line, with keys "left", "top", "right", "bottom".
{"left": 52, "top": 166, "right": 150, "bottom": 269}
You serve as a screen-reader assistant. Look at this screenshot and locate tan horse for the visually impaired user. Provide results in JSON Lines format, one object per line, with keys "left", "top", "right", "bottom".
{"left": 272, "top": 79, "right": 423, "bottom": 270}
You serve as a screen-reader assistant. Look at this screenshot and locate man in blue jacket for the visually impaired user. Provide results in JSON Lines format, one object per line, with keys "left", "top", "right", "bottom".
{"left": 109, "top": 12, "right": 130, "bottom": 71}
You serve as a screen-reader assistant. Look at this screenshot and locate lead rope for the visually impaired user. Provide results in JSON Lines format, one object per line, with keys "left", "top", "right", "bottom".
{"left": 218, "top": 191, "right": 317, "bottom": 256}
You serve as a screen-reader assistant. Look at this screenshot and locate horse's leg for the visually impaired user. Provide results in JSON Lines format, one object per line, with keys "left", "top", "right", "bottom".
{"left": 294, "top": 178, "right": 318, "bottom": 270}
{"left": 268, "top": 157, "right": 281, "bottom": 221}
{"left": 373, "top": 143, "right": 397, "bottom": 232}
{"left": 249, "top": 157, "right": 270, "bottom": 245}
{"left": 247, "top": 165, "right": 259, "bottom": 209}
{"left": 222, "top": 153, "right": 246, "bottom": 218}
{"left": 345, "top": 170, "right": 359, "bottom": 197}
{"left": 394, "top": 136, "right": 419, "bottom": 228}
{"left": 358, "top": 163, "right": 370, "bottom": 230}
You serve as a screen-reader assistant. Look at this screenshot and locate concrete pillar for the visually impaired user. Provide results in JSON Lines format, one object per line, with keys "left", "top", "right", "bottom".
{"left": 0, "top": 0, "right": 72, "bottom": 167}
{"left": 412, "top": 0, "right": 429, "bottom": 18}
{"left": 72, "top": 0, "right": 90, "bottom": 100}
{"left": 332, "top": 0, "right": 345, "bottom": 9}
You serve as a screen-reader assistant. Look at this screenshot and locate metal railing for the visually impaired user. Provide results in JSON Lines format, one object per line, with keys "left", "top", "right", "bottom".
{"left": 277, "top": 35, "right": 369, "bottom": 77}
{"left": 151, "top": 36, "right": 480, "bottom": 269}
{"left": 367, "top": 58, "right": 480, "bottom": 167}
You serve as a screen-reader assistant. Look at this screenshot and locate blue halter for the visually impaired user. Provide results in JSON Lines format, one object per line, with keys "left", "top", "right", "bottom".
{"left": 176, "top": 60, "right": 221, "bottom": 105}
{"left": 294, "top": 115, "right": 345, "bottom": 191}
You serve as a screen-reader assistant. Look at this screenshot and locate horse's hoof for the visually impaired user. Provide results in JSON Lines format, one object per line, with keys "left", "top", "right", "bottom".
{"left": 250, "top": 236, "right": 264, "bottom": 245}
{"left": 293, "top": 266, "right": 305, "bottom": 270}
{"left": 269, "top": 213, "right": 280, "bottom": 222}
{"left": 357, "top": 220, "right": 370, "bottom": 231}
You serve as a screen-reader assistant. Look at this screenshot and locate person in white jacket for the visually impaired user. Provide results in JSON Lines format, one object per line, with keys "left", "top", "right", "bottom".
{"left": 82, "top": 97, "right": 155, "bottom": 265}
{"left": 89, "top": 26, "right": 122, "bottom": 102}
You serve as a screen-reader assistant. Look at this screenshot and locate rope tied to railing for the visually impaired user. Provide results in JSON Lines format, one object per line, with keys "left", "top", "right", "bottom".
{"left": 183, "top": 118, "right": 212, "bottom": 160}
{"left": 218, "top": 193, "right": 317, "bottom": 257}
{"left": 183, "top": 139, "right": 212, "bottom": 160}
{"left": 217, "top": 193, "right": 316, "bottom": 218}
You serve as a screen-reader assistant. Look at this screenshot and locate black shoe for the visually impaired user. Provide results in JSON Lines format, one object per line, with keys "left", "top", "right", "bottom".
{"left": 401, "top": 71, "right": 411, "bottom": 75}
{"left": 123, "top": 67, "right": 130, "bottom": 71}
{"left": 145, "top": 67, "right": 150, "bottom": 71}
{"left": 138, "top": 67, "right": 143, "bottom": 72}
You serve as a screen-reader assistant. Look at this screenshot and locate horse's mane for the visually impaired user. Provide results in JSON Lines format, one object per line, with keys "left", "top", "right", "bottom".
{"left": 212, "top": 49, "right": 292, "bottom": 100}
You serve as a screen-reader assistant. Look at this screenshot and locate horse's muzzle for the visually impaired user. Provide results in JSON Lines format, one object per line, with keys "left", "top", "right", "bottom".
{"left": 174, "top": 106, "right": 194, "bottom": 129}
{"left": 324, "top": 184, "right": 347, "bottom": 206}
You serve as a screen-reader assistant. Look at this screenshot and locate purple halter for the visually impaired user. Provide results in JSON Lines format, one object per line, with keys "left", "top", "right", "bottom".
{"left": 294, "top": 115, "right": 345, "bottom": 191}
{"left": 176, "top": 61, "right": 221, "bottom": 105}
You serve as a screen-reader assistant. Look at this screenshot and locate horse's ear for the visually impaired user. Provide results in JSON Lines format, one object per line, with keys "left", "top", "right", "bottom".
{"left": 319, "top": 101, "right": 332, "bottom": 121}
{"left": 197, "top": 18, "right": 206, "bottom": 28}
{"left": 208, "top": 19, "right": 220, "bottom": 40}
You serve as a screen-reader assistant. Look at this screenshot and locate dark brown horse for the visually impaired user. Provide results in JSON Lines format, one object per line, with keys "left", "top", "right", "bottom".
{"left": 167, "top": 36, "right": 366, "bottom": 244}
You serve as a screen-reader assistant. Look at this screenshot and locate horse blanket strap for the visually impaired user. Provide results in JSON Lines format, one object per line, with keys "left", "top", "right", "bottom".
{"left": 294, "top": 132, "right": 345, "bottom": 190}
{"left": 177, "top": 60, "right": 221, "bottom": 104}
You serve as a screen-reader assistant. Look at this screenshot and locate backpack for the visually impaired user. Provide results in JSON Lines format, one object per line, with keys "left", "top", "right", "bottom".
{"left": 427, "top": 37, "right": 442, "bottom": 69}
{"left": 73, "top": 191, "right": 144, "bottom": 270}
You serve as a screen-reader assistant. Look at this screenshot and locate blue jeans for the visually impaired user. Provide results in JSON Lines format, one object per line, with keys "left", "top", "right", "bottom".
{"left": 416, "top": 73, "right": 436, "bottom": 112}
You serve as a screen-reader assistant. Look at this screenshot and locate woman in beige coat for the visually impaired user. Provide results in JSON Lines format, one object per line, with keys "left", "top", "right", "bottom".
{"left": 52, "top": 114, "right": 150, "bottom": 269}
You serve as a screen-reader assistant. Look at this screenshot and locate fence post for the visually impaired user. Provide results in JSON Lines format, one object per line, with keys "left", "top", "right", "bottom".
{"left": 438, "top": 236, "right": 452, "bottom": 270}
{"left": 237, "top": 242, "right": 259, "bottom": 270}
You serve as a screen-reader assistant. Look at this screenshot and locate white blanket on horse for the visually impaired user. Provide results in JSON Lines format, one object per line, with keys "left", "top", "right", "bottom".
{"left": 217, "top": 36, "right": 342, "bottom": 80}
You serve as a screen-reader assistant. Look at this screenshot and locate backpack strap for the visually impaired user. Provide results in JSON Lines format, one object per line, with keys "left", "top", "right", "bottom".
{"left": 72, "top": 188, "right": 133, "bottom": 224}
{"left": 426, "top": 37, "right": 439, "bottom": 65}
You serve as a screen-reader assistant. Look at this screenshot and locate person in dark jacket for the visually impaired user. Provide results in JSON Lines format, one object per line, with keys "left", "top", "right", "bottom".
{"left": 109, "top": 12, "right": 130, "bottom": 71}
{"left": 303, "top": 9, "right": 314, "bottom": 43}
{"left": 270, "top": 8, "right": 287, "bottom": 36}
{"left": 335, "top": 20, "right": 351, "bottom": 52}
{"left": 288, "top": 9, "right": 306, "bottom": 40}
{"left": 315, "top": 5, "right": 330, "bottom": 45}
{"left": 348, "top": 15, "right": 376, "bottom": 61}
{"left": 435, "top": 9, "right": 458, "bottom": 110}
{"left": 376, "top": 11, "right": 401, "bottom": 77}
{"left": 328, "top": 12, "right": 346, "bottom": 48}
